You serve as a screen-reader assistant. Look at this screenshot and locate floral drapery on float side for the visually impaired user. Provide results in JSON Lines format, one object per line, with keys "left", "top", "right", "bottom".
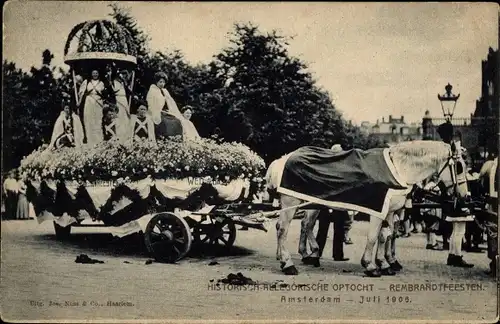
{"left": 18, "top": 138, "right": 266, "bottom": 228}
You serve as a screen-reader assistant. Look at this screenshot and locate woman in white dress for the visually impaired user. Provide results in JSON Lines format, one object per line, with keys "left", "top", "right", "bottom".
{"left": 146, "top": 72, "right": 193, "bottom": 141}
{"left": 181, "top": 106, "right": 201, "bottom": 141}
{"left": 111, "top": 69, "right": 131, "bottom": 142}
{"left": 78, "top": 70, "right": 105, "bottom": 146}
{"left": 48, "top": 104, "right": 84, "bottom": 150}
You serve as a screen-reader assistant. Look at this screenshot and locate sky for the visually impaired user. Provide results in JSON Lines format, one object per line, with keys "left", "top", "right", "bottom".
{"left": 3, "top": 1, "right": 498, "bottom": 124}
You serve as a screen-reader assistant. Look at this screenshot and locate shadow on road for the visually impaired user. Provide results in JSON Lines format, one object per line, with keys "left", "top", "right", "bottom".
{"left": 34, "top": 231, "right": 255, "bottom": 260}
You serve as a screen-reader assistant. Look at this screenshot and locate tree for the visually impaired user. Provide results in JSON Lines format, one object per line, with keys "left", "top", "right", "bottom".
{"left": 207, "top": 23, "right": 354, "bottom": 163}
{"left": 3, "top": 50, "right": 73, "bottom": 170}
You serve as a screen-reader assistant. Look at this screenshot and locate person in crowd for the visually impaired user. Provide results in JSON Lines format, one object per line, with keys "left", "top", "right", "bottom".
{"left": 48, "top": 103, "right": 84, "bottom": 150}
{"left": 78, "top": 69, "right": 106, "bottom": 146}
{"left": 411, "top": 181, "right": 426, "bottom": 233}
{"left": 422, "top": 174, "right": 441, "bottom": 250}
{"left": 463, "top": 170, "right": 484, "bottom": 253}
{"left": 3, "top": 170, "right": 19, "bottom": 220}
{"left": 102, "top": 104, "right": 118, "bottom": 141}
{"left": 146, "top": 72, "right": 184, "bottom": 140}
{"left": 436, "top": 123, "right": 474, "bottom": 268}
{"left": 16, "top": 173, "right": 30, "bottom": 220}
{"left": 400, "top": 191, "right": 413, "bottom": 238}
{"left": 111, "top": 69, "right": 131, "bottom": 142}
{"left": 130, "top": 104, "right": 156, "bottom": 143}
{"left": 181, "top": 105, "right": 201, "bottom": 141}
{"left": 315, "top": 144, "right": 350, "bottom": 261}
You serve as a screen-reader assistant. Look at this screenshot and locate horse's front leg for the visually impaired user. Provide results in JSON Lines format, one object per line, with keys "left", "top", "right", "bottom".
{"left": 376, "top": 213, "right": 396, "bottom": 276}
{"left": 276, "top": 195, "right": 299, "bottom": 275}
{"left": 361, "top": 215, "right": 383, "bottom": 277}
{"left": 300, "top": 210, "right": 321, "bottom": 267}
{"left": 386, "top": 210, "right": 403, "bottom": 272}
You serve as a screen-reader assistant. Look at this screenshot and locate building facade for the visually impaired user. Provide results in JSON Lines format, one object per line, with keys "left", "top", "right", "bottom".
{"left": 360, "top": 115, "right": 422, "bottom": 145}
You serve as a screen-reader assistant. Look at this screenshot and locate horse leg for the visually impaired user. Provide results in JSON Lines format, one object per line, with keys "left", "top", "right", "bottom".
{"left": 298, "top": 210, "right": 311, "bottom": 257}
{"left": 276, "top": 195, "right": 299, "bottom": 275}
{"left": 301, "top": 210, "right": 321, "bottom": 267}
{"left": 376, "top": 214, "right": 396, "bottom": 276}
{"left": 387, "top": 210, "right": 403, "bottom": 272}
{"left": 361, "top": 215, "right": 383, "bottom": 277}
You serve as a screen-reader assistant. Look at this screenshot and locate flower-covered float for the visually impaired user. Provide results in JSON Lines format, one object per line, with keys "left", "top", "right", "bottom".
{"left": 20, "top": 18, "right": 278, "bottom": 263}
{"left": 20, "top": 137, "right": 274, "bottom": 262}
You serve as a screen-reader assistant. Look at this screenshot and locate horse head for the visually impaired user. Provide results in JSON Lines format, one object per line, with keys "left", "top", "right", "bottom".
{"left": 389, "top": 140, "right": 469, "bottom": 204}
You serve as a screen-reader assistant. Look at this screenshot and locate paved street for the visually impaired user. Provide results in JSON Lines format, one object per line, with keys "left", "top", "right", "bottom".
{"left": 1, "top": 218, "right": 497, "bottom": 322}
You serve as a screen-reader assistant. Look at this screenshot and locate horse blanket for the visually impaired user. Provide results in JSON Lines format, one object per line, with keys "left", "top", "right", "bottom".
{"left": 276, "top": 146, "right": 410, "bottom": 219}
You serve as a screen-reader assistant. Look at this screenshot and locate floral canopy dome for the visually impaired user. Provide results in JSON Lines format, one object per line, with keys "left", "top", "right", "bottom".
{"left": 64, "top": 19, "right": 137, "bottom": 69}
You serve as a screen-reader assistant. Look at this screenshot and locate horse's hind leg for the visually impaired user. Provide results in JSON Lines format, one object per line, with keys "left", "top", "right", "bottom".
{"left": 277, "top": 195, "right": 299, "bottom": 275}
{"left": 300, "top": 210, "right": 321, "bottom": 267}
{"left": 298, "top": 210, "right": 311, "bottom": 257}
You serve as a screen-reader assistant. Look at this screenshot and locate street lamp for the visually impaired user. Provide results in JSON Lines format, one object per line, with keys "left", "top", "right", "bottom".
{"left": 437, "top": 83, "right": 460, "bottom": 120}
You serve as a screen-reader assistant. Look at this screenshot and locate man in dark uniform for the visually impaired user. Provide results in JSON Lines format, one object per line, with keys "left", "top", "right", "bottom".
{"left": 437, "top": 120, "right": 474, "bottom": 268}
{"left": 315, "top": 144, "right": 349, "bottom": 261}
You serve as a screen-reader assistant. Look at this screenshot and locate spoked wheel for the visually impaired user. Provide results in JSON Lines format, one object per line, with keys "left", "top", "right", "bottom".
{"left": 144, "top": 212, "right": 192, "bottom": 263}
{"left": 192, "top": 217, "right": 237, "bottom": 248}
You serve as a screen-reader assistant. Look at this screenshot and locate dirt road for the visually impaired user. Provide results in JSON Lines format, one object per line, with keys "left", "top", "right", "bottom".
{"left": 1, "top": 219, "right": 497, "bottom": 322}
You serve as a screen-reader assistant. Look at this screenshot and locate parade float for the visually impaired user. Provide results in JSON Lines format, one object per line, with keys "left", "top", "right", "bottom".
{"left": 19, "top": 20, "right": 274, "bottom": 263}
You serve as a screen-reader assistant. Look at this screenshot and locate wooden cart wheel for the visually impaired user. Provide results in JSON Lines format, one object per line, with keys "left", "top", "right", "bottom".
{"left": 144, "top": 212, "right": 192, "bottom": 263}
{"left": 53, "top": 221, "right": 71, "bottom": 240}
{"left": 192, "top": 217, "right": 237, "bottom": 248}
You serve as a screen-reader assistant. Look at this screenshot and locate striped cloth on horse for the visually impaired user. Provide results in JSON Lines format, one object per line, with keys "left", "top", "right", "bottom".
{"left": 277, "top": 146, "right": 410, "bottom": 219}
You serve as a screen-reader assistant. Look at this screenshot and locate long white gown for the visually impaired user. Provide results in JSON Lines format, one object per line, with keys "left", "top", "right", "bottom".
{"left": 79, "top": 79, "right": 105, "bottom": 146}
{"left": 47, "top": 112, "right": 84, "bottom": 150}
{"left": 146, "top": 84, "right": 200, "bottom": 141}
{"left": 112, "top": 79, "right": 130, "bottom": 142}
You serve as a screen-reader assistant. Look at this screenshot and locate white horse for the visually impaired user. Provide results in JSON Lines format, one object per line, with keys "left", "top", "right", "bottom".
{"left": 266, "top": 140, "right": 469, "bottom": 276}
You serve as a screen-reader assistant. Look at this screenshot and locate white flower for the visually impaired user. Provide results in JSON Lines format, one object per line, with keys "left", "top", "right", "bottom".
{"left": 185, "top": 166, "right": 190, "bottom": 171}
{"left": 111, "top": 171, "right": 118, "bottom": 176}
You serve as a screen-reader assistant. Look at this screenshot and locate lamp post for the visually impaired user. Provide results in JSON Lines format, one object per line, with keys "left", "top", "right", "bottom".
{"left": 437, "top": 83, "right": 460, "bottom": 121}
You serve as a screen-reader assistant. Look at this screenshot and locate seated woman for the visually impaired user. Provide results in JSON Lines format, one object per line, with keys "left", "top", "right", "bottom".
{"left": 181, "top": 105, "right": 201, "bottom": 141}
{"left": 48, "top": 103, "right": 84, "bottom": 150}
{"left": 102, "top": 104, "right": 118, "bottom": 141}
{"left": 145, "top": 72, "right": 184, "bottom": 140}
{"left": 130, "top": 104, "right": 156, "bottom": 143}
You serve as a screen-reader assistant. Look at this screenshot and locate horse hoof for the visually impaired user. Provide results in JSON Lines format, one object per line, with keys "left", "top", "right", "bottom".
{"left": 301, "top": 257, "right": 321, "bottom": 267}
{"left": 360, "top": 259, "right": 369, "bottom": 268}
{"left": 380, "top": 267, "right": 396, "bottom": 276}
{"left": 283, "top": 265, "right": 299, "bottom": 275}
{"left": 390, "top": 261, "right": 403, "bottom": 272}
{"left": 364, "top": 269, "right": 381, "bottom": 278}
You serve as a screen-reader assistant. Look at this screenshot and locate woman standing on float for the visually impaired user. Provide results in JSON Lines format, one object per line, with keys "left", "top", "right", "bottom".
{"left": 111, "top": 69, "right": 131, "bottom": 142}
{"left": 78, "top": 69, "right": 105, "bottom": 146}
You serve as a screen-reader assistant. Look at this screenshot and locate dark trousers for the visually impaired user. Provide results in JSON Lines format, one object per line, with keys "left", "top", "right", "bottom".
{"left": 316, "top": 209, "right": 348, "bottom": 259}
{"left": 4, "top": 191, "right": 18, "bottom": 220}
{"left": 465, "top": 221, "right": 483, "bottom": 248}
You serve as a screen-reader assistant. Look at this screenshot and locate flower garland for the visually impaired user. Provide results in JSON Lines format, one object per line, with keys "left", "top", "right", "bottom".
{"left": 19, "top": 138, "right": 266, "bottom": 184}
